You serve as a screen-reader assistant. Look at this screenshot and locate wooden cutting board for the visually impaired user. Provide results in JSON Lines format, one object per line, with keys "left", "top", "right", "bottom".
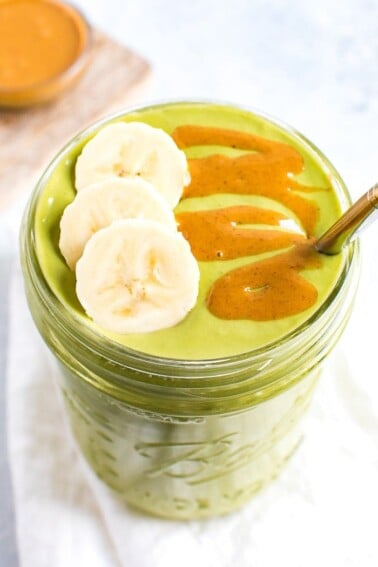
{"left": 0, "top": 30, "right": 151, "bottom": 210}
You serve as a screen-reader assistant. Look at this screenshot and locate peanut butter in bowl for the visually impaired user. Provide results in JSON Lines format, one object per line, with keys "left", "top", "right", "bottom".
{"left": 0, "top": 0, "right": 91, "bottom": 107}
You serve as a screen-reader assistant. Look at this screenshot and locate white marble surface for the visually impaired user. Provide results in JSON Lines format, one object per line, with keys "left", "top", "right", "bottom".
{"left": 1, "top": 0, "right": 377, "bottom": 565}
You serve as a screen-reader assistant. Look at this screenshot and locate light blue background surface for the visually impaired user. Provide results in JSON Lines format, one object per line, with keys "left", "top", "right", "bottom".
{"left": 1, "top": 1, "right": 377, "bottom": 564}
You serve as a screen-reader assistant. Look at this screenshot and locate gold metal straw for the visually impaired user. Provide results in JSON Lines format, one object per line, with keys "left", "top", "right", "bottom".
{"left": 315, "top": 182, "right": 378, "bottom": 254}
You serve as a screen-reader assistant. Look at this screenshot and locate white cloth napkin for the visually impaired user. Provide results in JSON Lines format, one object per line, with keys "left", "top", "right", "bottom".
{"left": 6, "top": 235, "right": 378, "bottom": 567}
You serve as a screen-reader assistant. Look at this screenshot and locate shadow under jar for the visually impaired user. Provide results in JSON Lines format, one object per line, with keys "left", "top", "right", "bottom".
{"left": 20, "top": 102, "right": 360, "bottom": 519}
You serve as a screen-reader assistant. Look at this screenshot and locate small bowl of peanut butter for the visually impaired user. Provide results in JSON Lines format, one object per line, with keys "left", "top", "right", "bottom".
{"left": 0, "top": 0, "right": 92, "bottom": 108}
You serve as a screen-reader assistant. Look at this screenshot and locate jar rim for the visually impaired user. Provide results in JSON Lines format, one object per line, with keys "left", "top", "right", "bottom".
{"left": 21, "top": 100, "right": 360, "bottom": 411}
{"left": 23, "top": 100, "right": 359, "bottom": 364}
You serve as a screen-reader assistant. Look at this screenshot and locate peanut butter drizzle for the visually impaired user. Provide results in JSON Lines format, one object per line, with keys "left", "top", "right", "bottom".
{"left": 207, "top": 242, "right": 320, "bottom": 321}
{"left": 173, "top": 125, "right": 327, "bottom": 234}
{"left": 176, "top": 206, "right": 305, "bottom": 260}
{"left": 172, "top": 124, "right": 328, "bottom": 321}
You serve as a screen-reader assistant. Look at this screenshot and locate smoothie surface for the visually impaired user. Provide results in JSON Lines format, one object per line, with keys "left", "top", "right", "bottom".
{"left": 34, "top": 102, "right": 346, "bottom": 359}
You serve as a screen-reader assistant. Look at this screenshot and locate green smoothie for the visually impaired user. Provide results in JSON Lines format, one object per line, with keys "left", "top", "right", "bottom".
{"left": 23, "top": 102, "right": 359, "bottom": 519}
{"left": 34, "top": 102, "right": 345, "bottom": 360}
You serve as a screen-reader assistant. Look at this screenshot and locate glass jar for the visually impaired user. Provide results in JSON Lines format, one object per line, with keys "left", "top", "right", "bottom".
{"left": 20, "top": 104, "right": 360, "bottom": 519}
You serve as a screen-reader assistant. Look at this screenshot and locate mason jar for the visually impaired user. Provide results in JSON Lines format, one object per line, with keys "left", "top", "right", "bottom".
{"left": 20, "top": 103, "right": 360, "bottom": 519}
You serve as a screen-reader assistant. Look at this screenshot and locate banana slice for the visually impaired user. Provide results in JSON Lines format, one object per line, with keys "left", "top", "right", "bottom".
{"left": 75, "top": 121, "right": 190, "bottom": 208}
{"left": 76, "top": 219, "right": 200, "bottom": 334}
{"left": 59, "top": 177, "right": 177, "bottom": 270}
